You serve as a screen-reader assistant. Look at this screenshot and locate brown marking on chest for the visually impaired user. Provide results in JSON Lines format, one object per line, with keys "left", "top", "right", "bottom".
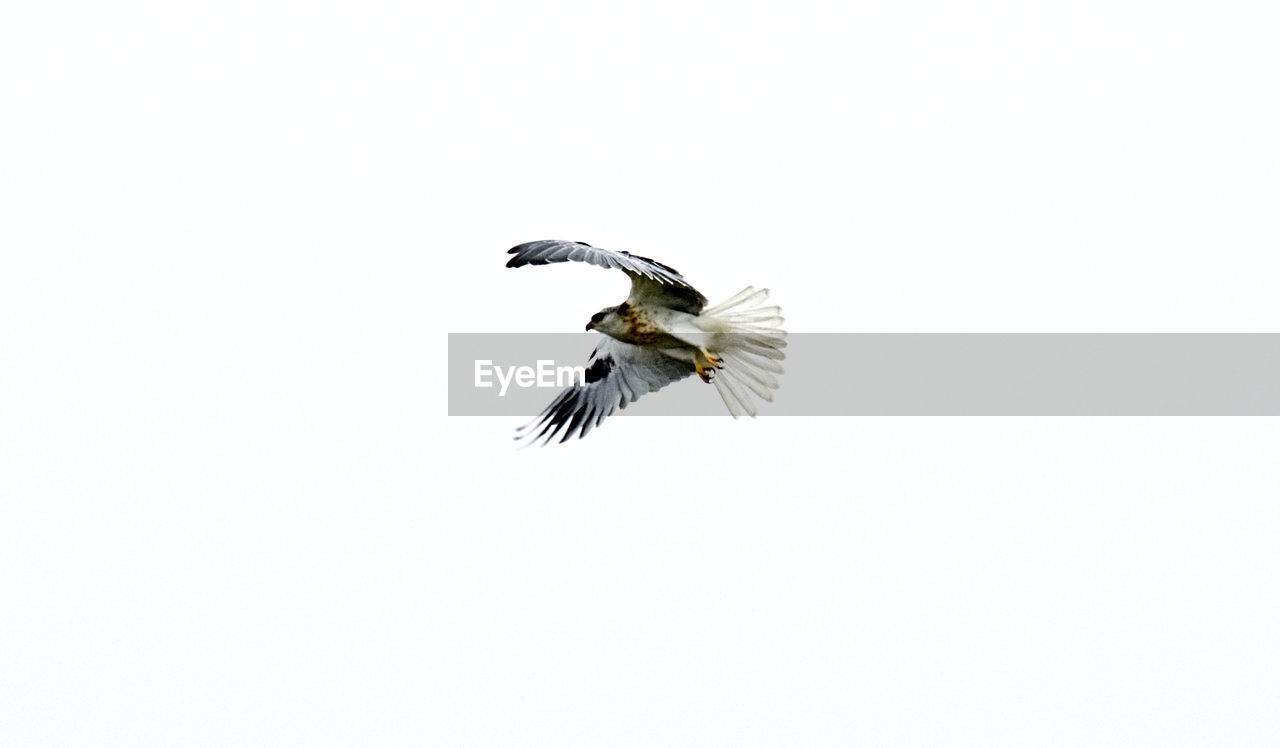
{"left": 620, "top": 307, "right": 669, "bottom": 345}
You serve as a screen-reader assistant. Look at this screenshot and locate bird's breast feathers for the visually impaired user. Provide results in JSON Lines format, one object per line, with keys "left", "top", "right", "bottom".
{"left": 617, "top": 305, "right": 669, "bottom": 345}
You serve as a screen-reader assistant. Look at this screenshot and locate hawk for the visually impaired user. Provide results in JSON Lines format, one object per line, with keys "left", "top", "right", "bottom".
{"left": 506, "top": 240, "right": 786, "bottom": 444}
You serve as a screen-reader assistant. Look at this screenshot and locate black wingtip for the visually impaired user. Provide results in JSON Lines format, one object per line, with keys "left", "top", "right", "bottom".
{"left": 507, "top": 240, "right": 591, "bottom": 253}
{"left": 506, "top": 240, "right": 540, "bottom": 255}
{"left": 507, "top": 240, "right": 556, "bottom": 268}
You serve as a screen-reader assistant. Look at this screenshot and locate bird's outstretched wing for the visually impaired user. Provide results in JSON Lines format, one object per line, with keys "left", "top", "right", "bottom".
{"left": 507, "top": 240, "right": 708, "bottom": 314}
{"left": 516, "top": 337, "right": 695, "bottom": 446}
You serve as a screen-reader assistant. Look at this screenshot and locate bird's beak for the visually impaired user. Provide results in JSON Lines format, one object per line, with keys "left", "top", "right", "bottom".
{"left": 585, "top": 322, "right": 594, "bottom": 331}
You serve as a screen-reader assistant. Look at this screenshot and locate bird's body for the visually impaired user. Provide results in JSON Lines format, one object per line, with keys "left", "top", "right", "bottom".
{"left": 597, "top": 303, "right": 686, "bottom": 347}
{"left": 506, "top": 240, "right": 786, "bottom": 444}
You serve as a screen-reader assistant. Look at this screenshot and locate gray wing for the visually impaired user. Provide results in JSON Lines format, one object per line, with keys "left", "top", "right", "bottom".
{"left": 516, "top": 337, "right": 695, "bottom": 445}
{"left": 507, "top": 240, "right": 708, "bottom": 314}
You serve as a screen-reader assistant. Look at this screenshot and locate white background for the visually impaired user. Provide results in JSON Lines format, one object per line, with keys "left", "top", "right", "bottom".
{"left": 3, "top": 1, "right": 1279, "bottom": 745}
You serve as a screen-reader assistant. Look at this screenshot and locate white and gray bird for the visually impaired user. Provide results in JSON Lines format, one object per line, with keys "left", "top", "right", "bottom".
{"left": 507, "top": 240, "right": 786, "bottom": 444}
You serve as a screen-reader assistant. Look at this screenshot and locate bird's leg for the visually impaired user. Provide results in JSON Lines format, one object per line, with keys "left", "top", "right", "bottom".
{"left": 694, "top": 347, "right": 723, "bottom": 383}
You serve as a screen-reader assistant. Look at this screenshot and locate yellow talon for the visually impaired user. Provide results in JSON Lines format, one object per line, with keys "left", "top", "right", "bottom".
{"left": 695, "top": 348, "right": 722, "bottom": 383}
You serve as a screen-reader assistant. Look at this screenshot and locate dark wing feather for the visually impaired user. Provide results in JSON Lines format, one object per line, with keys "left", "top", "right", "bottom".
{"left": 516, "top": 337, "right": 695, "bottom": 445}
{"left": 507, "top": 240, "right": 708, "bottom": 314}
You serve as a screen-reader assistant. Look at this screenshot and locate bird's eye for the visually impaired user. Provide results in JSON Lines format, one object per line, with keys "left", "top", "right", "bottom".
{"left": 591, "top": 312, "right": 607, "bottom": 323}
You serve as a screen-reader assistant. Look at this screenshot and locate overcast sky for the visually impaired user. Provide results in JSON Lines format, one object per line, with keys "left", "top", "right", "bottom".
{"left": 3, "top": 1, "right": 1279, "bottom": 745}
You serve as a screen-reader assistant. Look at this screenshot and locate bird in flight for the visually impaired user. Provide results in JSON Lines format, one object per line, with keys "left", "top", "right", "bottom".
{"left": 507, "top": 240, "right": 786, "bottom": 444}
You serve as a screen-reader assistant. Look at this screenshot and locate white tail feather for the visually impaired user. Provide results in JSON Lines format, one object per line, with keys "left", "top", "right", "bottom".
{"left": 701, "top": 287, "right": 787, "bottom": 418}
{"left": 703, "top": 286, "right": 766, "bottom": 313}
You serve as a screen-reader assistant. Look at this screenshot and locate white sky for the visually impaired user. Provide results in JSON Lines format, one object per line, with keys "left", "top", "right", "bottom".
{"left": 3, "top": 1, "right": 1279, "bottom": 745}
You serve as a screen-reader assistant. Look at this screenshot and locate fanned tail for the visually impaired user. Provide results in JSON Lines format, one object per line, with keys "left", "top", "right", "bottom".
{"left": 701, "top": 287, "right": 787, "bottom": 418}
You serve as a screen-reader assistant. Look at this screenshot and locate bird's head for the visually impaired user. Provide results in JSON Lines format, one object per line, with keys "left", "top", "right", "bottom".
{"left": 585, "top": 303, "right": 628, "bottom": 334}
